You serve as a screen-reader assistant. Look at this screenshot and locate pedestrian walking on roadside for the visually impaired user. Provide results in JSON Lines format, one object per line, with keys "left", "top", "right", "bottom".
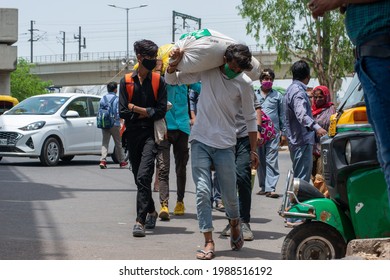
{"left": 255, "top": 69, "right": 287, "bottom": 198}
{"left": 165, "top": 44, "right": 259, "bottom": 260}
{"left": 189, "top": 82, "right": 224, "bottom": 211}
{"left": 119, "top": 39, "right": 167, "bottom": 238}
{"left": 155, "top": 83, "right": 190, "bottom": 220}
{"left": 99, "top": 81, "right": 128, "bottom": 169}
{"left": 221, "top": 91, "right": 262, "bottom": 241}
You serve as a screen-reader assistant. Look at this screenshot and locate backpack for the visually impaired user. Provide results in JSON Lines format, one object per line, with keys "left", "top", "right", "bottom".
{"left": 124, "top": 72, "right": 166, "bottom": 144}
{"left": 97, "top": 95, "right": 117, "bottom": 129}
{"left": 125, "top": 72, "right": 160, "bottom": 102}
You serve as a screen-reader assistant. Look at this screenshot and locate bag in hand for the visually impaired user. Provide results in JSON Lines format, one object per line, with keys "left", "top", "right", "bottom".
{"left": 258, "top": 110, "right": 276, "bottom": 146}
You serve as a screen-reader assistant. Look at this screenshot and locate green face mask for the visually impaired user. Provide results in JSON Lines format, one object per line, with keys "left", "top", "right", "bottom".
{"left": 224, "top": 64, "right": 241, "bottom": 79}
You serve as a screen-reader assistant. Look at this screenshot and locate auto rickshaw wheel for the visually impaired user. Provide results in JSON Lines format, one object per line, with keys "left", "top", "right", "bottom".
{"left": 281, "top": 222, "right": 347, "bottom": 260}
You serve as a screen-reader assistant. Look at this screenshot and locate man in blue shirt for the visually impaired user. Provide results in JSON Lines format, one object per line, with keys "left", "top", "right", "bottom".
{"left": 99, "top": 81, "right": 128, "bottom": 169}
{"left": 284, "top": 60, "right": 327, "bottom": 182}
{"left": 255, "top": 69, "right": 287, "bottom": 198}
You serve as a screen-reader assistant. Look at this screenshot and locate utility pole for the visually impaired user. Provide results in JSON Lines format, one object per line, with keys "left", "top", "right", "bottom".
{"left": 74, "top": 26, "right": 86, "bottom": 60}
{"left": 59, "top": 31, "right": 65, "bottom": 61}
{"left": 107, "top": 4, "right": 148, "bottom": 63}
{"left": 172, "top": 11, "right": 201, "bottom": 43}
{"left": 28, "top": 20, "right": 38, "bottom": 63}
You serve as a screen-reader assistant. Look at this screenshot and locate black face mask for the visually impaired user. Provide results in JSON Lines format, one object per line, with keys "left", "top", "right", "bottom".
{"left": 142, "top": 58, "right": 157, "bottom": 71}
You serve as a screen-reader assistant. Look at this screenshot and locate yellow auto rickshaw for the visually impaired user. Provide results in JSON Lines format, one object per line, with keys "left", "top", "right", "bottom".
{"left": 328, "top": 74, "right": 367, "bottom": 136}
{"left": 0, "top": 95, "right": 19, "bottom": 115}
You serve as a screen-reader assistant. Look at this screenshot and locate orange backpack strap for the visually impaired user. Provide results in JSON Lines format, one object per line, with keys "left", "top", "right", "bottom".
{"left": 125, "top": 73, "right": 134, "bottom": 102}
{"left": 125, "top": 72, "right": 160, "bottom": 102}
{"left": 151, "top": 72, "right": 160, "bottom": 101}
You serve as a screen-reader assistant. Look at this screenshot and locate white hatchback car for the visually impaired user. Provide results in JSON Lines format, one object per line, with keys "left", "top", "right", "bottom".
{"left": 0, "top": 93, "right": 121, "bottom": 166}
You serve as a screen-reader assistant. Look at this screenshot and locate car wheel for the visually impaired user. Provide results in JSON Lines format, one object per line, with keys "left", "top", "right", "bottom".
{"left": 40, "top": 137, "right": 61, "bottom": 166}
{"left": 281, "top": 222, "right": 346, "bottom": 260}
{"left": 61, "top": 155, "right": 75, "bottom": 162}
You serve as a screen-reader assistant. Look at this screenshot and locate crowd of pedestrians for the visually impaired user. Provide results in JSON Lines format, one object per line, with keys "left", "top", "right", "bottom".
{"left": 97, "top": 38, "right": 337, "bottom": 260}
{"left": 90, "top": 0, "right": 390, "bottom": 262}
{"left": 98, "top": 0, "right": 390, "bottom": 258}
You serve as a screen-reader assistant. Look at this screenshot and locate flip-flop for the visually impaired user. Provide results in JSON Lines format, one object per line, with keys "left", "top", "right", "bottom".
{"left": 196, "top": 249, "right": 215, "bottom": 260}
{"left": 229, "top": 220, "right": 244, "bottom": 251}
{"left": 230, "top": 233, "right": 244, "bottom": 251}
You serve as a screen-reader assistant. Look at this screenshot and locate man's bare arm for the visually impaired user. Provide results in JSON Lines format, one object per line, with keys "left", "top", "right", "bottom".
{"left": 309, "top": 0, "right": 381, "bottom": 18}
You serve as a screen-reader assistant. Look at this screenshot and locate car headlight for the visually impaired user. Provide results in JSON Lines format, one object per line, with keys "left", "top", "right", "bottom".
{"left": 345, "top": 140, "right": 352, "bottom": 164}
{"left": 19, "top": 121, "right": 46, "bottom": 131}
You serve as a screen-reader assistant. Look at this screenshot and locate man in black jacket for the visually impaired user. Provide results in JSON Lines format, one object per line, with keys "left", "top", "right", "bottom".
{"left": 119, "top": 39, "right": 167, "bottom": 237}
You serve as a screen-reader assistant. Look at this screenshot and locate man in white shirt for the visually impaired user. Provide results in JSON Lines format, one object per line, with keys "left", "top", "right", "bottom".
{"left": 165, "top": 44, "right": 259, "bottom": 260}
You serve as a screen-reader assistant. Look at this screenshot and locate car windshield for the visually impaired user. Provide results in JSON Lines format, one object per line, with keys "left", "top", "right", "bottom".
{"left": 5, "top": 96, "right": 70, "bottom": 115}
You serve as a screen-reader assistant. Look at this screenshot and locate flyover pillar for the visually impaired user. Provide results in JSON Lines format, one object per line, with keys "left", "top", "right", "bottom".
{"left": 0, "top": 8, "right": 18, "bottom": 95}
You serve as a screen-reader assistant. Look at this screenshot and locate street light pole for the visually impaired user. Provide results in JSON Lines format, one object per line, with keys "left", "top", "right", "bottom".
{"left": 107, "top": 4, "right": 148, "bottom": 61}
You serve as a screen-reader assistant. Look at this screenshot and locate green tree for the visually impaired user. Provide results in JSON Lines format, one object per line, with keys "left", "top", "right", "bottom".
{"left": 238, "top": 0, "right": 354, "bottom": 97}
{"left": 10, "top": 58, "right": 52, "bottom": 101}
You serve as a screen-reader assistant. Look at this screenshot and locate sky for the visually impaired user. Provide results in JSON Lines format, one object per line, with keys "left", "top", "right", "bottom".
{"left": 1, "top": 0, "right": 262, "bottom": 59}
{"left": 0, "top": 0, "right": 352, "bottom": 94}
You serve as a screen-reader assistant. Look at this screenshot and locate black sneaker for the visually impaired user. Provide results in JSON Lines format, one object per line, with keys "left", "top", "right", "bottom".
{"left": 132, "top": 223, "right": 145, "bottom": 237}
{"left": 145, "top": 211, "right": 158, "bottom": 229}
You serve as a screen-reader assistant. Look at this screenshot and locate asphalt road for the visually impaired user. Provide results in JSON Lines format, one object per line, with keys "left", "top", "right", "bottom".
{"left": 0, "top": 149, "right": 292, "bottom": 260}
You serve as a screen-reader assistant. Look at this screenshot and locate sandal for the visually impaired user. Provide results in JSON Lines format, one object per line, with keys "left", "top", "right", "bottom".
{"left": 256, "top": 191, "right": 269, "bottom": 195}
{"left": 196, "top": 240, "right": 215, "bottom": 260}
{"left": 266, "top": 192, "right": 280, "bottom": 198}
{"left": 229, "top": 219, "right": 244, "bottom": 251}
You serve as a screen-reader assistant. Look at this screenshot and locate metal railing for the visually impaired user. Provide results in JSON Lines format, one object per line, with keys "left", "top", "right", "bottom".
{"left": 20, "top": 44, "right": 268, "bottom": 64}
{"left": 21, "top": 51, "right": 136, "bottom": 64}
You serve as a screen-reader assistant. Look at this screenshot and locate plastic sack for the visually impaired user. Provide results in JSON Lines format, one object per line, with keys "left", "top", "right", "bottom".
{"left": 171, "top": 28, "right": 261, "bottom": 80}
{"left": 154, "top": 118, "right": 167, "bottom": 144}
{"left": 171, "top": 29, "right": 236, "bottom": 73}
{"left": 245, "top": 56, "right": 261, "bottom": 81}
{"left": 157, "top": 43, "right": 174, "bottom": 73}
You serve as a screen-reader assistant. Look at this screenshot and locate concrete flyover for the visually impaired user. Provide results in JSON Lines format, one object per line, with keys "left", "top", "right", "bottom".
{"left": 30, "top": 50, "right": 299, "bottom": 87}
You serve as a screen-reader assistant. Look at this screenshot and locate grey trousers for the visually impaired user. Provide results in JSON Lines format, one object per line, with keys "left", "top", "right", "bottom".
{"left": 100, "top": 126, "right": 125, "bottom": 163}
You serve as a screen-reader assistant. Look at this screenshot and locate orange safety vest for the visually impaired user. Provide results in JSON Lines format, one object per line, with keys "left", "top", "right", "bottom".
{"left": 125, "top": 72, "right": 160, "bottom": 102}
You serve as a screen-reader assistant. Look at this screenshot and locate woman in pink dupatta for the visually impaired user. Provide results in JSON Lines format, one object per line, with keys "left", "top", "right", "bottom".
{"left": 311, "top": 85, "right": 336, "bottom": 197}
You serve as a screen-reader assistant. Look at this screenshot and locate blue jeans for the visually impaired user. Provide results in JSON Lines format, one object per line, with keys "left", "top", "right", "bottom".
{"left": 257, "top": 136, "right": 280, "bottom": 192}
{"left": 211, "top": 171, "right": 222, "bottom": 206}
{"left": 191, "top": 140, "right": 239, "bottom": 233}
{"left": 289, "top": 144, "right": 313, "bottom": 182}
{"left": 236, "top": 136, "right": 252, "bottom": 223}
{"left": 355, "top": 46, "right": 390, "bottom": 206}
